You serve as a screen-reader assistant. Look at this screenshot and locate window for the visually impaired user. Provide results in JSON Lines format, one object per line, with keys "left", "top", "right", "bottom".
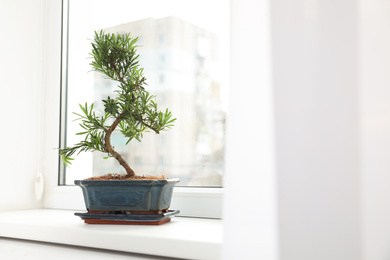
{"left": 60, "top": 0, "right": 230, "bottom": 188}
{"left": 55, "top": 0, "right": 229, "bottom": 217}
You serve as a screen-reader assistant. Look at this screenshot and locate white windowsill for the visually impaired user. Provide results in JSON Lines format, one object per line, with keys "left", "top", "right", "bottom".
{"left": 0, "top": 209, "right": 222, "bottom": 260}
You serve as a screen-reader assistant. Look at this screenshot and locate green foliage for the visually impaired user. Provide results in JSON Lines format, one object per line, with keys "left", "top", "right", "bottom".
{"left": 60, "top": 31, "right": 176, "bottom": 169}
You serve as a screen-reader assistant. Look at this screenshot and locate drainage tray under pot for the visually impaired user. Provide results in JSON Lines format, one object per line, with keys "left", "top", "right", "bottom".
{"left": 74, "top": 210, "right": 180, "bottom": 225}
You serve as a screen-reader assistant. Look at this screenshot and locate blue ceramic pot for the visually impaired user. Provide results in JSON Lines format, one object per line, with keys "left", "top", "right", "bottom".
{"left": 75, "top": 178, "right": 179, "bottom": 212}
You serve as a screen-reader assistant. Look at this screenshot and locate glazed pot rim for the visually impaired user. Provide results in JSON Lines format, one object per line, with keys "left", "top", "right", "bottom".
{"left": 74, "top": 178, "right": 180, "bottom": 185}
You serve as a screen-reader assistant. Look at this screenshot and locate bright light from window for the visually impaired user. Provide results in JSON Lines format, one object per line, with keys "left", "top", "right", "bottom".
{"left": 62, "top": 0, "right": 229, "bottom": 186}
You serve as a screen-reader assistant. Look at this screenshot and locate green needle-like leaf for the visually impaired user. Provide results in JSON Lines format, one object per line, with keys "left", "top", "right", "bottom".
{"left": 59, "top": 31, "right": 176, "bottom": 177}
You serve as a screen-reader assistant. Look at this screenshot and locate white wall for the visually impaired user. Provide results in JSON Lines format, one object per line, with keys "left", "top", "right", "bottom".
{"left": 224, "top": 0, "right": 390, "bottom": 259}
{"left": 223, "top": 0, "right": 279, "bottom": 259}
{"left": 0, "top": 0, "right": 44, "bottom": 210}
{"left": 272, "top": 0, "right": 361, "bottom": 259}
{"left": 359, "top": 0, "right": 390, "bottom": 259}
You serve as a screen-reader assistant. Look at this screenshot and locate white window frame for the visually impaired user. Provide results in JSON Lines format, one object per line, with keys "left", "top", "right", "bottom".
{"left": 42, "top": 0, "right": 224, "bottom": 219}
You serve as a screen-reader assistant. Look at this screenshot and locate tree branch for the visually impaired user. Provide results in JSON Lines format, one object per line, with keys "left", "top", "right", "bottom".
{"left": 104, "top": 114, "right": 135, "bottom": 177}
{"left": 131, "top": 113, "right": 160, "bottom": 134}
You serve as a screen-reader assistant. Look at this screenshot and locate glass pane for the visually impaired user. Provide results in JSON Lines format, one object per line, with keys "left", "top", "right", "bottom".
{"left": 62, "top": 0, "right": 229, "bottom": 186}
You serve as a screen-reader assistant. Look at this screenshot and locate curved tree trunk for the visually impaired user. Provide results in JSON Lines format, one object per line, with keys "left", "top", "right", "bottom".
{"left": 104, "top": 117, "right": 135, "bottom": 177}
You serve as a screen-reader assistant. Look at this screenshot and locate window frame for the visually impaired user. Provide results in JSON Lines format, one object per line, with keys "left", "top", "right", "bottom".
{"left": 42, "top": 0, "right": 224, "bottom": 219}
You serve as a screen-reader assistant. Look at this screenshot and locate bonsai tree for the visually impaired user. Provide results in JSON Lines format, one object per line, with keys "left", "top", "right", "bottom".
{"left": 60, "top": 31, "right": 176, "bottom": 179}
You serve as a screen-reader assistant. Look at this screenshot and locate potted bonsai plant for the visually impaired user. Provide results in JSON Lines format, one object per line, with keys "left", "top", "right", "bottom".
{"left": 59, "top": 31, "right": 179, "bottom": 225}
